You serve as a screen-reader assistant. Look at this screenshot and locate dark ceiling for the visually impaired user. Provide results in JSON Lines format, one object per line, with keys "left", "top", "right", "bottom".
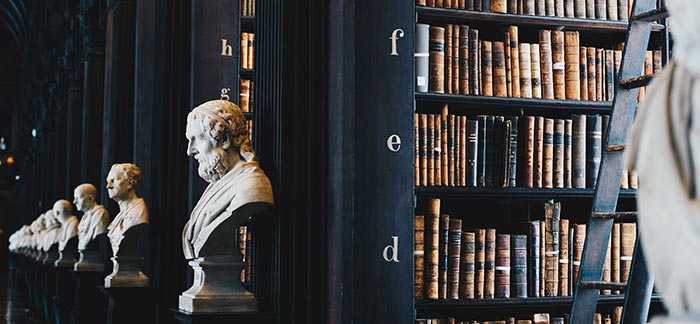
{"left": 0, "top": 0, "right": 27, "bottom": 150}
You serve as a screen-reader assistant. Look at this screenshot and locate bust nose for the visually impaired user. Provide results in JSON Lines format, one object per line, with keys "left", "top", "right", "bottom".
{"left": 187, "top": 140, "right": 197, "bottom": 156}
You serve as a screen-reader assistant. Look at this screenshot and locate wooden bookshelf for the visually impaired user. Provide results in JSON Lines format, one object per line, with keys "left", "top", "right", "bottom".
{"left": 416, "top": 93, "right": 614, "bottom": 113}
{"left": 241, "top": 69, "right": 254, "bottom": 80}
{"left": 241, "top": 16, "right": 255, "bottom": 32}
{"left": 415, "top": 187, "right": 637, "bottom": 200}
{"left": 416, "top": 293, "right": 663, "bottom": 310}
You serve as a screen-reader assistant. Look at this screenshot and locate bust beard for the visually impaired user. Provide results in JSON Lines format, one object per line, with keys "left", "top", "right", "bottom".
{"left": 198, "top": 147, "right": 233, "bottom": 183}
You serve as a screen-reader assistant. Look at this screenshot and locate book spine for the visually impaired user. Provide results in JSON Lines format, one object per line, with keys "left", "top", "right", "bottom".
{"left": 618, "top": 0, "right": 628, "bottom": 21}
{"left": 453, "top": 26, "right": 460, "bottom": 95}
{"left": 460, "top": 117, "right": 468, "bottom": 186}
{"left": 448, "top": 219, "right": 462, "bottom": 299}
{"left": 485, "top": 228, "right": 496, "bottom": 298}
{"left": 559, "top": 219, "right": 569, "bottom": 296}
{"left": 536, "top": 0, "right": 546, "bottom": 15}
{"left": 572, "top": 115, "right": 586, "bottom": 188}
{"left": 629, "top": 170, "right": 638, "bottom": 189}
{"left": 456, "top": 116, "right": 462, "bottom": 186}
{"left": 496, "top": 234, "right": 511, "bottom": 298}
{"left": 460, "top": 26, "right": 470, "bottom": 95}
{"left": 524, "top": 0, "right": 535, "bottom": 14}
{"left": 564, "top": 0, "right": 574, "bottom": 17}
{"left": 620, "top": 223, "right": 636, "bottom": 283}
{"left": 240, "top": 79, "right": 251, "bottom": 113}
{"left": 493, "top": 42, "right": 508, "bottom": 97}
{"left": 430, "top": 27, "right": 446, "bottom": 93}
{"left": 653, "top": 50, "right": 662, "bottom": 74}
{"left": 449, "top": 115, "right": 456, "bottom": 186}
{"left": 530, "top": 44, "right": 542, "bottom": 98}
{"left": 585, "top": 0, "right": 594, "bottom": 18}
{"left": 612, "top": 223, "right": 620, "bottom": 293}
{"left": 534, "top": 116, "right": 544, "bottom": 188}
{"left": 507, "top": 116, "right": 519, "bottom": 187}
{"left": 539, "top": 30, "right": 555, "bottom": 100}
{"left": 475, "top": 228, "right": 486, "bottom": 298}
{"left": 508, "top": 0, "right": 519, "bottom": 13}
{"left": 428, "top": 114, "right": 435, "bottom": 186}
{"left": 602, "top": 114, "right": 609, "bottom": 153}
{"left": 426, "top": 199, "right": 441, "bottom": 299}
{"left": 485, "top": 116, "right": 495, "bottom": 187}
{"left": 491, "top": 0, "right": 507, "bottom": 12}
{"left": 587, "top": 47, "right": 597, "bottom": 100}
{"left": 555, "top": 0, "right": 564, "bottom": 16}
{"left": 540, "top": 221, "right": 546, "bottom": 297}
{"left": 460, "top": 232, "right": 476, "bottom": 298}
{"left": 477, "top": 115, "right": 487, "bottom": 187}
{"left": 468, "top": 120, "right": 479, "bottom": 187}
{"left": 574, "top": 0, "right": 585, "bottom": 17}
{"left": 519, "top": 43, "right": 533, "bottom": 98}
{"left": 482, "top": 41, "right": 493, "bottom": 96}
{"left": 475, "top": 0, "right": 482, "bottom": 10}
{"left": 248, "top": 33, "right": 254, "bottom": 69}
{"left": 469, "top": 29, "right": 480, "bottom": 95}
{"left": 435, "top": 115, "right": 442, "bottom": 186}
{"left": 554, "top": 119, "right": 565, "bottom": 188}
{"left": 543, "top": 118, "right": 554, "bottom": 189}
{"left": 525, "top": 116, "right": 535, "bottom": 188}
{"left": 506, "top": 32, "right": 512, "bottom": 97}
{"left": 596, "top": 48, "right": 603, "bottom": 101}
{"left": 415, "top": 114, "right": 420, "bottom": 187}
{"left": 564, "top": 31, "right": 580, "bottom": 100}
{"left": 595, "top": 0, "right": 606, "bottom": 19}
{"left": 603, "top": 234, "right": 611, "bottom": 294}
{"left": 420, "top": 114, "right": 429, "bottom": 186}
{"left": 607, "top": 0, "right": 618, "bottom": 20}
{"left": 445, "top": 25, "right": 453, "bottom": 95}
{"left": 572, "top": 224, "right": 586, "bottom": 291}
{"left": 551, "top": 31, "right": 566, "bottom": 100}
{"left": 509, "top": 26, "right": 521, "bottom": 98}
{"left": 436, "top": 0, "right": 444, "bottom": 8}
{"left": 439, "top": 213, "right": 450, "bottom": 299}
{"left": 445, "top": 0, "right": 452, "bottom": 8}
{"left": 546, "top": 0, "right": 555, "bottom": 16}
{"left": 428, "top": 0, "right": 435, "bottom": 7}
{"left": 579, "top": 47, "right": 588, "bottom": 101}
{"left": 417, "top": 0, "right": 427, "bottom": 5}
{"left": 552, "top": 318, "right": 565, "bottom": 324}
{"left": 415, "top": 215, "right": 425, "bottom": 299}
{"left": 564, "top": 119, "right": 573, "bottom": 188}
{"left": 482, "top": 0, "right": 491, "bottom": 11}
{"left": 586, "top": 114, "right": 602, "bottom": 188}
{"left": 242, "top": 33, "right": 249, "bottom": 70}
{"left": 528, "top": 221, "right": 541, "bottom": 297}
{"left": 416, "top": 24, "right": 430, "bottom": 93}
{"left": 534, "top": 313, "right": 550, "bottom": 324}
{"left": 513, "top": 234, "right": 528, "bottom": 298}
{"left": 614, "top": 306, "right": 623, "bottom": 324}
{"left": 544, "top": 200, "right": 560, "bottom": 296}
{"left": 606, "top": 50, "right": 615, "bottom": 101}
{"left": 442, "top": 106, "right": 449, "bottom": 186}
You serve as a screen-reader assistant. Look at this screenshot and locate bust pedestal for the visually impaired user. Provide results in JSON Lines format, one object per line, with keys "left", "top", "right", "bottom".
{"left": 104, "top": 224, "right": 149, "bottom": 288}
{"left": 74, "top": 234, "right": 107, "bottom": 272}
{"left": 71, "top": 270, "right": 108, "bottom": 324}
{"left": 43, "top": 244, "right": 59, "bottom": 266}
{"left": 99, "top": 286, "right": 155, "bottom": 324}
{"left": 53, "top": 266, "right": 76, "bottom": 324}
{"left": 55, "top": 237, "right": 78, "bottom": 268}
{"left": 172, "top": 308, "right": 275, "bottom": 324}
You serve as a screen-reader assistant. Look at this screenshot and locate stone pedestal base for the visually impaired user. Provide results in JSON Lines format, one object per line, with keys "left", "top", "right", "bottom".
{"left": 74, "top": 250, "right": 105, "bottom": 272}
{"left": 54, "top": 251, "right": 77, "bottom": 268}
{"left": 99, "top": 286, "right": 154, "bottom": 324}
{"left": 72, "top": 271, "right": 107, "bottom": 324}
{"left": 178, "top": 256, "right": 256, "bottom": 313}
{"left": 104, "top": 256, "right": 149, "bottom": 288}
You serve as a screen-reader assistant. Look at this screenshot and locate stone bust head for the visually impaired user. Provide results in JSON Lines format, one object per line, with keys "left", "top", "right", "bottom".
{"left": 106, "top": 163, "right": 142, "bottom": 202}
{"left": 185, "top": 100, "right": 254, "bottom": 183}
{"left": 53, "top": 200, "right": 72, "bottom": 224}
{"left": 74, "top": 183, "right": 98, "bottom": 212}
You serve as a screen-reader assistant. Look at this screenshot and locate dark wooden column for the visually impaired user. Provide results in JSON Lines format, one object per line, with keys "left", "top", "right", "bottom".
{"left": 65, "top": 79, "right": 83, "bottom": 197}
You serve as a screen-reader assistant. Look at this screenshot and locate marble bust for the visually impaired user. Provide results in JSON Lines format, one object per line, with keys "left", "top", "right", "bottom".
{"left": 73, "top": 183, "right": 110, "bottom": 271}
{"left": 179, "top": 100, "right": 273, "bottom": 312}
{"left": 41, "top": 210, "right": 62, "bottom": 264}
{"left": 53, "top": 199, "right": 80, "bottom": 267}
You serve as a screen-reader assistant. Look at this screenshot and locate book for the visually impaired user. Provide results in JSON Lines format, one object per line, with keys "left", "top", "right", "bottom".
{"left": 482, "top": 0, "right": 491, "bottom": 11}
{"left": 428, "top": 114, "right": 435, "bottom": 186}
{"left": 485, "top": 228, "right": 496, "bottom": 298}
{"left": 572, "top": 223, "right": 586, "bottom": 291}
{"left": 435, "top": 115, "right": 442, "bottom": 186}
{"left": 595, "top": 0, "right": 606, "bottom": 19}
{"left": 467, "top": 120, "right": 479, "bottom": 187}
{"left": 460, "top": 232, "right": 476, "bottom": 298}
{"left": 587, "top": 47, "right": 597, "bottom": 101}
{"left": 534, "top": 116, "right": 545, "bottom": 188}
{"left": 512, "top": 234, "right": 528, "bottom": 298}
{"left": 416, "top": 24, "right": 430, "bottom": 93}
{"left": 528, "top": 221, "right": 541, "bottom": 297}
{"left": 439, "top": 213, "right": 450, "bottom": 299}
{"left": 553, "top": 119, "right": 565, "bottom": 188}
{"left": 564, "top": 119, "right": 573, "bottom": 188}
{"left": 543, "top": 118, "right": 554, "bottom": 188}
{"left": 536, "top": 0, "right": 546, "bottom": 16}
{"left": 448, "top": 219, "right": 462, "bottom": 299}
{"left": 596, "top": 49, "right": 603, "bottom": 101}
{"left": 470, "top": 29, "right": 480, "bottom": 95}
{"left": 564, "top": 32, "right": 580, "bottom": 100}
{"left": 539, "top": 30, "right": 554, "bottom": 100}
{"left": 524, "top": 116, "right": 535, "bottom": 188}
{"left": 508, "top": 0, "right": 518, "bottom": 13}
{"left": 585, "top": 0, "right": 594, "bottom": 18}
{"left": 460, "top": 117, "right": 468, "bottom": 186}
{"left": 415, "top": 114, "right": 420, "bottom": 187}
{"left": 509, "top": 26, "right": 521, "bottom": 98}
{"left": 240, "top": 79, "right": 251, "bottom": 112}
{"left": 507, "top": 116, "right": 519, "bottom": 187}
{"left": 242, "top": 33, "right": 249, "bottom": 70}
{"left": 482, "top": 41, "right": 494, "bottom": 96}
{"left": 493, "top": 42, "right": 508, "bottom": 97}
{"left": 586, "top": 115, "right": 602, "bottom": 188}
{"left": 415, "top": 215, "right": 425, "bottom": 299}
{"left": 247, "top": 33, "right": 254, "bottom": 69}
{"left": 540, "top": 221, "right": 546, "bottom": 297}
{"left": 418, "top": 0, "right": 427, "bottom": 5}
{"left": 618, "top": 0, "right": 628, "bottom": 21}
{"left": 477, "top": 115, "right": 488, "bottom": 187}
{"left": 485, "top": 116, "right": 495, "bottom": 187}
{"left": 453, "top": 26, "right": 460, "bottom": 94}
{"left": 449, "top": 115, "right": 456, "bottom": 186}
{"left": 495, "top": 234, "right": 511, "bottom": 298}
{"left": 460, "top": 26, "right": 470, "bottom": 94}
{"left": 426, "top": 199, "right": 441, "bottom": 299}
{"left": 492, "top": 0, "right": 507, "bottom": 12}
{"left": 559, "top": 219, "right": 569, "bottom": 296}
{"left": 446, "top": 25, "right": 453, "bottom": 94}
{"left": 442, "top": 106, "right": 449, "bottom": 186}
{"left": 602, "top": 234, "right": 611, "bottom": 294}
{"left": 564, "top": 0, "right": 574, "bottom": 17}
{"left": 544, "top": 200, "right": 560, "bottom": 296}
{"left": 607, "top": 0, "right": 618, "bottom": 20}
{"left": 519, "top": 43, "right": 533, "bottom": 98}
{"left": 612, "top": 223, "right": 621, "bottom": 293}
{"left": 420, "top": 114, "right": 428, "bottom": 186}
{"left": 530, "top": 44, "right": 542, "bottom": 98}
{"left": 533, "top": 313, "right": 550, "bottom": 324}
{"left": 475, "top": 228, "right": 486, "bottom": 298}
{"left": 524, "top": 0, "right": 536, "bottom": 14}
{"left": 429, "top": 27, "right": 446, "bottom": 93}
{"left": 506, "top": 32, "right": 512, "bottom": 97}
{"left": 620, "top": 223, "right": 636, "bottom": 283}
{"left": 555, "top": 0, "right": 564, "bottom": 17}
{"left": 551, "top": 31, "right": 566, "bottom": 100}
{"left": 456, "top": 116, "right": 462, "bottom": 186}
{"left": 574, "top": 0, "right": 585, "bottom": 17}
{"left": 545, "top": 0, "right": 555, "bottom": 16}
{"left": 579, "top": 47, "right": 588, "bottom": 101}
{"left": 605, "top": 50, "right": 615, "bottom": 101}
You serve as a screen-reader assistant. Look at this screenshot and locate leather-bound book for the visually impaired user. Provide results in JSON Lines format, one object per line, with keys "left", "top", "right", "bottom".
{"left": 241, "top": 33, "right": 249, "bottom": 70}
{"left": 449, "top": 115, "right": 456, "bottom": 186}
{"left": 595, "top": 0, "right": 606, "bottom": 19}
{"left": 461, "top": 231, "right": 476, "bottom": 298}
{"left": 546, "top": 0, "right": 555, "bottom": 16}
{"left": 245, "top": 229, "right": 252, "bottom": 282}
{"left": 564, "top": 31, "right": 580, "bottom": 100}
{"left": 519, "top": 43, "right": 533, "bottom": 98}
{"left": 596, "top": 49, "right": 603, "bottom": 101}
{"left": 587, "top": 47, "right": 596, "bottom": 101}
{"left": 512, "top": 234, "right": 528, "bottom": 298}
{"left": 620, "top": 165, "right": 629, "bottom": 189}
{"left": 240, "top": 79, "right": 251, "bottom": 113}
{"left": 653, "top": 50, "right": 662, "bottom": 74}
{"left": 507, "top": 116, "right": 519, "bottom": 187}
{"left": 416, "top": 24, "right": 430, "bottom": 93}
{"left": 420, "top": 114, "right": 428, "bottom": 186}
{"left": 551, "top": 31, "right": 566, "bottom": 100}
{"left": 586, "top": 114, "right": 602, "bottom": 188}
{"left": 485, "top": 228, "right": 496, "bottom": 298}
{"left": 607, "top": 0, "right": 618, "bottom": 20}
{"left": 620, "top": 223, "right": 636, "bottom": 283}
{"left": 594, "top": 314, "right": 602, "bottom": 324}
{"left": 429, "top": 27, "right": 446, "bottom": 93}
{"left": 495, "top": 234, "right": 511, "bottom": 298}
{"left": 485, "top": 116, "right": 496, "bottom": 187}
{"left": 524, "top": 0, "right": 536, "bottom": 14}
{"left": 482, "top": 0, "right": 491, "bottom": 11}
{"left": 415, "top": 215, "right": 425, "bottom": 299}
{"left": 539, "top": 30, "right": 554, "bottom": 100}
{"left": 579, "top": 47, "right": 588, "bottom": 101}
{"left": 508, "top": 0, "right": 518, "bottom": 13}
{"left": 574, "top": 0, "right": 585, "bottom": 17}
{"left": 614, "top": 306, "right": 623, "bottom": 324}
{"left": 531, "top": 44, "right": 542, "bottom": 98}
{"left": 425, "top": 199, "right": 441, "bottom": 299}
{"left": 475, "top": 0, "right": 482, "bottom": 10}
{"left": 611, "top": 223, "right": 620, "bottom": 293}
{"left": 518, "top": 321, "right": 533, "bottom": 324}
{"left": 618, "top": 0, "right": 628, "bottom": 21}
{"left": 629, "top": 170, "right": 638, "bottom": 189}
{"left": 602, "top": 234, "right": 611, "bottom": 294}
{"left": 564, "top": 0, "right": 574, "bottom": 17}
{"left": 544, "top": 200, "right": 560, "bottom": 296}
{"left": 418, "top": 0, "right": 427, "bottom": 5}
{"left": 540, "top": 221, "right": 546, "bottom": 296}
{"left": 585, "top": 0, "right": 594, "bottom": 18}
{"left": 428, "top": 114, "right": 435, "bottom": 186}
{"left": 525, "top": 116, "right": 535, "bottom": 188}
{"left": 468, "top": 120, "right": 479, "bottom": 187}
{"left": 536, "top": 0, "right": 546, "bottom": 15}
{"left": 534, "top": 116, "right": 545, "bottom": 188}
{"left": 509, "top": 26, "right": 521, "bottom": 98}
{"left": 436, "top": 0, "right": 444, "bottom": 7}
{"left": 435, "top": 114, "right": 443, "bottom": 186}
{"left": 482, "top": 41, "right": 494, "bottom": 96}
{"left": 445, "top": 0, "right": 452, "bottom": 8}
{"left": 247, "top": 33, "right": 254, "bottom": 69}
{"left": 555, "top": 0, "right": 564, "bottom": 17}
{"left": 506, "top": 33, "right": 512, "bottom": 97}
{"left": 554, "top": 119, "right": 565, "bottom": 188}
{"left": 493, "top": 42, "right": 508, "bottom": 97}
{"left": 470, "top": 29, "right": 480, "bottom": 95}
{"left": 453, "top": 26, "right": 460, "bottom": 94}
{"left": 466, "top": 0, "right": 474, "bottom": 9}
{"left": 492, "top": 0, "right": 507, "bottom": 12}
{"left": 572, "top": 223, "right": 586, "bottom": 291}
{"left": 428, "top": 0, "right": 435, "bottom": 7}
{"left": 605, "top": 50, "right": 614, "bottom": 101}
{"left": 456, "top": 116, "right": 462, "bottom": 186}
{"left": 564, "top": 119, "right": 573, "bottom": 188}
{"left": 448, "top": 219, "right": 462, "bottom": 299}
{"left": 551, "top": 318, "right": 565, "bottom": 324}
{"left": 533, "top": 313, "right": 550, "bottom": 324}
{"left": 478, "top": 115, "right": 488, "bottom": 187}
{"left": 460, "top": 117, "right": 468, "bottom": 186}
{"left": 439, "top": 213, "right": 450, "bottom": 299}
{"left": 446, "top": 25, "right": 453, "bottom": 94}
{"left": 558, "top": 219, "right": 569, "bottom": 296}
{"left": 529, "top": 221, "right": 541, "bottom": 297}
{"left": 543, "top": 118, "right": 554, "bottom": 188}
{"left": 415, "top": 114, "right": 420, "bottom": 187}
{"left": 442, "top": 106, "right": 449, "bottom": 186}
{"left": 460, "top": 26, "right": 470, "bottom": 95}
{"left": 476, "top": 228, "right": 486, "bottom": 298}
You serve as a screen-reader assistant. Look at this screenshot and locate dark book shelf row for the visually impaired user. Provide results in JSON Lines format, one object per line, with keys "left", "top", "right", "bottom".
{"left": 241, "top": 16, "right": 255, "bottom": 32}
{"left": 415, "top": 93, "right": 615, "bottom": 114}
{"left": 415, "top": 293, "right": 663, "bottom": 311}
{"left": 244, "top": 112, "right": 253, "bottom": 120}
{"left": 416, "top": 7, "right": 664, "bottom": 35}
{"left": 241, "top": 69, "right": 254, "bottom": 80}
{"left": 415, "top": 186, "right": 636, "bottom": 200}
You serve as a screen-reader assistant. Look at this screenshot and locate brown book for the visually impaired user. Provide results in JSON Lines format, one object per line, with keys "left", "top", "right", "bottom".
{"left": 536, "top": 0, "right": 546, "bottom": 15}
{"left": 509, "top": 26, "right": 521, "bottom": 98}
{"left": 439, "top": 213, "right": 450, "bottom": 299}
{"left": 493, "top": 42, "right": 508, "bottom": 97}
{"left": 579, "top": 47, "right": 588, "bottom": 101}
{"left": 564, "top": 32, "right": 580, "bottom": 100}
{"left": 525, "top": 116, "right": 535, "bottom": 187}
{"left": 248, "top": 33, "right": 254, "bottom": 69}
{"left": 543, "top": 118, "right": 554, "bottom": 188}
{"left": 415, "top": 114, "right": 420, "bottom": 187}
{"left": 629, "top": 170, "right": 638, "bottom": 189}
{"left": 428, "top": 114, "right": 435, "bottom": 186}
{"left": 448, "top": 219, "right": 462, "bottom": 299}
{"left": 475, "top": 228, "right": 486, "bottom": 298}
{"left": 508, "top": 0, "right": 518, "bottom": 13}
{"left": 653, "top": 50, "right": 662, "bottom": 74}
{"left": 533, "top": 313, "right": 550, "bottom": 324}
{"left": 596, "top": 48, "right": 603, "bottom": 101}
{"left": 485, "top": 228, "right": 496, "bottom": 298}
{"left": 554, "top": 119, "right": 565, "bottom": 188}
{"left": 418, "top": 0, "right": 427, "bottom": 5}
{"left": 453, "top": 26, "right": 460, "bottom": 94}
{"left": 435, "top": 115, "right": 442, "bottom": 186}
{"left": 245, "top": 228, "right": 252, "bottom": 282}
{"left": 470, "top": 29, "right": 480, "bottom": 95}
{"left": 539, "top": 30, "right": 555, "bottom": 100}
{"left": 460, "top": 232, "right": 476, "bottom": 298}
{"left": 436, "top": 0, "right": 443, "bottom": 8}
{"left": 415, "top": 215, "right": 426, "bottom": 299}
{"left": 420, "top": 114, "right": 428, "bottom": 186}
{"left": 241, "top": 33, "right": 249, "bottom": 70}
{"left": 495, "top": 234, "right": 511, "bottom": 298}
{"left": 620, "top": 165, "right": 629, "bottom": 189}
{"left": 564, "top": 119, "right": 573, "bottom": 188}
{"left": 482, "top": 41, "right": 494, "bottom": 96}
{"left": 460, "top": 116, "right": 468, "bottom": 186}
{"left": 430, "top": 27, "right": 446, "bottom": 93}
{"left": 427, "top": 0, "right": 435, "bottom": 6}
{"left": 445, "top": 25, "right": 453, "bottom": 95}
{"left": 602, "top": 234, "right": 611, "bottom": 294}
{"left": 442, "top": 106, "right": 449, "bottom": 186}
{"left": 449, "top": 115, "right": 456, "bottom": 186}
{"left": 551, "top": 31, "right": 566, "bottom": 100}
{"left": 559, "top": 219, "right": 569, "bottom": 296}
{"left": 240, "top": 79, "right": 251, "bottom": 112}
{"left": 587, "top": 47, "right": 597, "bottom": 101}
{"left": 491, "top": 0, "right": 507, "bottom": 12}
{"left": 506, "top": 33, "right": 512, "bottom": 97}
{"left": 555, "top": 0, "right": 564, "bottom": 16}
{"left": 595, "top": 0, "right": 606, "bottom": 19}
{"left": 607, "top": 0, "right": 618, "bottom": 20}
{"left": 540, "top": 220, "right": 546, "bottom": 297}
{"left": 460, "top": 26, "right": 470, "bottom": 95}
{"left": 612, "top": 223, "right": 621, "bottom": 293}
{"left": 544, "top": 200, "right": 560, "bottom": 296}
{"left": 519, "top": 43, "right": 533, "bottom": 98}
{"left": 534, "top": 116, "right": 545, "bottom": 188}
{"left": 445, "top": 0, "right": 452, "bottom": 8}
{"left": 456, "top": 116, "right": 462, "bottom": 186}
{"left": 238, "top": 226, "right": 247, "bottom": 282}
{"left": 620, "top": 223, "right": 636, "bottom": 283}
{"left": 572, "top": 224, "right": 586, "bottom": 292}
{"left": 531, "top": 43, "right": 542, "bottom": 98}
{"left": 614, "top": 306, "right": 623, "bottom": 324}
{"left": 425, "top": 199, "right": 441, "bottom": 299}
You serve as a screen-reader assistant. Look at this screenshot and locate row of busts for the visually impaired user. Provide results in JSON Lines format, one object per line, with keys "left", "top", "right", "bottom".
{"left": 8, "top": 163, "right": 150, "bottom": 287}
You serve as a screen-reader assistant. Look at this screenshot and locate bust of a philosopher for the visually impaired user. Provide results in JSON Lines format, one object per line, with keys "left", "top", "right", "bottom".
{"left": 106, "top": 163, "right": 149, "bottom": 255}
{"left": 74, "top": 183, "right": 110, "bottom": 251}
{"left": 182, "top": 100, "right": 274, "bottom": 259}
{"left": 54, "top": 199, "right": 79, "bottom": 251}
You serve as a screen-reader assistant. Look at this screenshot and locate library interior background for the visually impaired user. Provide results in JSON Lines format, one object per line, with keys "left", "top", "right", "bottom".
{"left": 0, "top": 0, "right": 696, "bottom": 323}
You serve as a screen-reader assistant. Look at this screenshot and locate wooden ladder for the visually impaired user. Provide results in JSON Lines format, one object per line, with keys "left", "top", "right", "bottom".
{"left": 569, "top": 1, "right": 669, "bottom": 323}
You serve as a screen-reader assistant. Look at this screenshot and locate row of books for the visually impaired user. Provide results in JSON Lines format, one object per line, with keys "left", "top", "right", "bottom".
{"left": 417, "top": 307, "right": 624, "bottom": 324}
{"left": 237, "top": 225, "right": 253, "bottom": 283}
{"left": 414, "top": 198, "right": 637, "bottom": 300}
{"left": 241, "top": 79, "right": 254, "bottom": 113}
{"left": 416, "top": 0, "right": 635, "bottom": 22}
{"left": 416, "top": 24, "right": 662, "bottom": 101}
{"left": 241, "top": 0, "right": 255, "bottom": 17}
{"left": 241, "top": 32, "right": 255, "bottom": 70}
{"left": 246, "top": 119, "right": 254, "bottom": 143}
{"left": 413, "top": 109, "right": 639, "bottom": 189}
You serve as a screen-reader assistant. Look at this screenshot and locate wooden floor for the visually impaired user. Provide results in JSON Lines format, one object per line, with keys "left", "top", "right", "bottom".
{"left": 0, "top": 274, "right": 42, "bottom": 324}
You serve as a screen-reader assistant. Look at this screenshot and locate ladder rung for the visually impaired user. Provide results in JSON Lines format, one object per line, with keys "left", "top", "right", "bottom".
{"left": 631, "top": 7, "right": 669, "bottom": 22}
{"left": 591, "top": 211, "right": 638, "bottom": 220}
{"left": 579, "top": 281, "right": 628, "bottom": 290}
{"left": 607, "top": 144, "right": 625, "bottom": 151}
{"left": 619, "top": 74, "right": 656, "bottom": 89}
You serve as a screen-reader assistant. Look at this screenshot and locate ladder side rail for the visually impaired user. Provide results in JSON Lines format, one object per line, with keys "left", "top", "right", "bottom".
{"left": 621, "top": 236, "right": 655, "bottom": 324}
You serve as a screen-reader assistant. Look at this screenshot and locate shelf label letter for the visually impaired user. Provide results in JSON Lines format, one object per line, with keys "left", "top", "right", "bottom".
{"left": 383, "top": 236, "right": 399, "bottom": 263}
{"left": 389, "top": 29, "right": 405, "bottom": 56}
{"left": 387, "top": 134, "right": 401, "bottom": 152}
{"left": 221, "top": 39, "right": 233, "bottom": 56}
{"left": 220, "top": 88, "right": 231, "bottom": 101}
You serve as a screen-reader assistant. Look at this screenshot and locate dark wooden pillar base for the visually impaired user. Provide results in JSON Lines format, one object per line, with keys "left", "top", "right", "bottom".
{"left": 171, "top": 308, "right": 274, "bottom": 324}
{"left": 99, "top": 286, "right": 155, "bottom": 324}
{"left": 71, "top": 271, "right": 107, "bottom": 324}
{"left": 41, "top": 264, "right": 56, "bottom": 323}
{"left": 54, "top": 267, "right": 76, "bottom": 324}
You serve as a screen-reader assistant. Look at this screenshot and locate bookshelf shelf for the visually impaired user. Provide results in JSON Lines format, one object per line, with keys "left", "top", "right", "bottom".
{"left": 416, "top": 7, "right": 664, "bottom": 34}
{"left": 415, "top": 294, "right": 663, "bottom": 311}
{"left": 241, "top": 69, "right": 254, "bottom": 80}
{"left": 244, "top": 112, "right": 253, "bottom": 120}
{"left": 241, "top": 16, "right": 255, "bottom": 32}
{"left": 415, "top": 187, "right": 637, "bottom": 200}
{"left": 415, "top": 93, "right": 614, "bottom": 113}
